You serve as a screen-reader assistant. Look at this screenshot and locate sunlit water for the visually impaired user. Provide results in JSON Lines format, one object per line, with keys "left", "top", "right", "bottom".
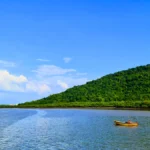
{"left": 0, "top": 108, "right": 150, "bottom": 150}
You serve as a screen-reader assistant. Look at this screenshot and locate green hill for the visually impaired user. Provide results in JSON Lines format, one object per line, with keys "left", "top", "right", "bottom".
{"left": 19, "top": 64, "right": 150, "bottom": 108}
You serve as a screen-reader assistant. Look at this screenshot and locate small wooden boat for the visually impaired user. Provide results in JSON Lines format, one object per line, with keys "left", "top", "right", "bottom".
{"left": 114, "top": 120, "right": 138, "bottom": 127}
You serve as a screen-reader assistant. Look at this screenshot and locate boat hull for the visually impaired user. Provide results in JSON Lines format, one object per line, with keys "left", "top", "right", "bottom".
{"left": 114, "top": 120, "right": 138, "bottom": 126}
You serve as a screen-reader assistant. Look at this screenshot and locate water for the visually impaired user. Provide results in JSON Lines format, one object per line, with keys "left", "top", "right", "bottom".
{"left": 0, "top": 109, "right": 150, "bottom": 150}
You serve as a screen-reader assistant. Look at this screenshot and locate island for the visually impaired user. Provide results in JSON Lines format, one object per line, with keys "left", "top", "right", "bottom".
{"left": 1, "top": 64, "right": 150, "bottom": 109}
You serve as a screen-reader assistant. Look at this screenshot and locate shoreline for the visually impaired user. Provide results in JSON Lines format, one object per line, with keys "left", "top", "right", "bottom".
{"left": 0, "top": 106, "right": 150, "bottom": 111}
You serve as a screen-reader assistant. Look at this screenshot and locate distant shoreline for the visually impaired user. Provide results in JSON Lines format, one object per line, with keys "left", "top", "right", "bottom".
{"left": 0, "top": 105, "right": 150, "bottom": 111}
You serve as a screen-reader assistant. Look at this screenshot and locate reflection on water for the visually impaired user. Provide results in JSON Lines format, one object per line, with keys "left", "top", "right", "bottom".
{"left": 0, "top": 109, "right": 150, "bottom": 150}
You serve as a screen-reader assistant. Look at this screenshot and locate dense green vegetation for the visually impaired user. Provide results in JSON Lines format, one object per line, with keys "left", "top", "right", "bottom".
{"left": 0, "top": 105, "right": 18, "bottom": 108}
{"left": 18, "top": 64, "right": 150, "bottom": 108}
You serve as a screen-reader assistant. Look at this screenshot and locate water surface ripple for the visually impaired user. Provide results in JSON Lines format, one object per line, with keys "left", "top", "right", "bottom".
{"left": 0, "top": 109, "right": 150, "bottom": 150}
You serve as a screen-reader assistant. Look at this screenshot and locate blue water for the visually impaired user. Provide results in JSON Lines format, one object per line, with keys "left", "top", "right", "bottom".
{"left": 0, "top": 109, "right": 150, "bottom": 150}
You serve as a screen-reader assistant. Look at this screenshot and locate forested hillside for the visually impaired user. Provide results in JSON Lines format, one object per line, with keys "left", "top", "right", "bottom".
{"left": 19, "top": 64, "right": 150, "bottom": 108}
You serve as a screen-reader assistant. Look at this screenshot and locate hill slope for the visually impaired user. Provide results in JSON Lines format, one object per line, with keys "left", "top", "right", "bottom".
{"left": 19, "top": 64, "right": 150, "bottom": 108}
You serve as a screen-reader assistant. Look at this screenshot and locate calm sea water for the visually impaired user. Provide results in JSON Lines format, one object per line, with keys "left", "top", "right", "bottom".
{"left": 0, "top": 109, "right": 150, "bottom": 150}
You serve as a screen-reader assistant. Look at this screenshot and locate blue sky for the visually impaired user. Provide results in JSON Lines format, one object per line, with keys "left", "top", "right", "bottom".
{"left": 0, "top": 0, "right": 150, "bottom": 104}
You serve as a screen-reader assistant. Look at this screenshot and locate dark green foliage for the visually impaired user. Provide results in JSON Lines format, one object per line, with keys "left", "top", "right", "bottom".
{"left": 19, "top": 64, "right": 150, "bottom": 108}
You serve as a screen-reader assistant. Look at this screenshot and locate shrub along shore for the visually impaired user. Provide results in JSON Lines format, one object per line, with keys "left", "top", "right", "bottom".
{"left": 1, "top": 101, "right": 150, "bottom": 109}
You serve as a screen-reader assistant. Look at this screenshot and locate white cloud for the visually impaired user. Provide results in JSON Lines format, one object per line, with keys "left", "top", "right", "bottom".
{"left": 36, "top": 58, "right": 50, "bottom": 62}
{"left": 33, "top": 65, "right": 76, "bottom": 76}
{"left": 26, "top": 81, "right": 51, "bottom": 94}
{"left": 0, "top": 70, "right": 27, "bottom": 83}
{"left": 32, "top": 65, "right": 88, "bottom": 93}
{"left": 38, "top": 75, "right": 88, "bottom": 93}
{"left": 57, "top": 80, "right": 68, "bottom": 89}
{"left": 0, "top": 70, "right": 27, "bottom": 92}
{"left": 63, "top": 57, "right": 72, "bottom": 63}
{"left": 0, "top": 60, "right": 15, "bottom": 67}
{"left": 0, "top": 70, "right": 51, "bottom": 94}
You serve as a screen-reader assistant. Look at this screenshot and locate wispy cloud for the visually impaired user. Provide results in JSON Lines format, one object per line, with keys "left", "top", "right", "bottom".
{"left": 32, "top": 65, "right": 88, "bottom": 92}
{"left": 32, "top": 65, "right": 76, "bottom": 76}
{"left": 57, "top": 80, "right": 68, "bottom": 89}
{"left": 36, "top": 58, "right": 50, "bottom": 62}
{"left": 25, "top": 81, "right": 51, "bottom": 94}
{"left": 63, "top": 57, "right": 72, "bottom": 63}
{"left": 0, "top": 60, "right": 16, "bottom": 67}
